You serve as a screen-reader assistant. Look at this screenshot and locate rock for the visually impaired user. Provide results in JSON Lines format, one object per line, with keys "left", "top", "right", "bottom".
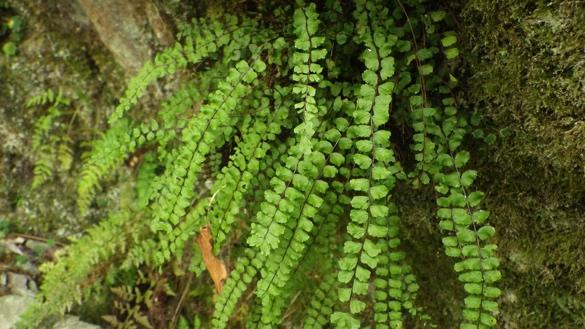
{"left": 53, "top": 316, "right": 101, "bottom": 329}
{"left": 0, "top": 295, "right": 31, "bottom": 329}
{"left": 0, "top": 294, "right": 102, "bottom": 329}
{"left": 4, "top": 273, "right": 36, "bottom": 297}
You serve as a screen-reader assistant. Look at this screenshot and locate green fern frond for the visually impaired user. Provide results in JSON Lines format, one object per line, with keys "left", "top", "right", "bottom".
{"left": 77, "top": 118, "right": 157, "bottom": 212}
{"left": 332, "top": 1, "right": 406, "bottom": 326}
{"left": 291, "top": 1, "right": 327, "bottom": 155}
{"left": 15, "top": 211, "right": 131, "bottom": 329}
{"left": 303, "top": 270, "right": 338, "bottom": 329}
{"left": 19, "top": 4, "right": 501, "bottom": 329}
{"left": 32, "top": 146, "right": 55, "bottom": 188}
{"left": 208, "top": 86, "right": 292, "bottom": 250}
{"left": 148, "top": 58, "right": 266, "bottom": 246}
{"left": 108, "top": 16, "right": 256, "bottom": 124}
{"left": 433, "top": 103, "right": 501, "bottom": 328}
{"left": 28, "top": 89, "right": 73, "bottom": 189}
{"left": 212, "top": 248, "right": 264, "bottom": 329}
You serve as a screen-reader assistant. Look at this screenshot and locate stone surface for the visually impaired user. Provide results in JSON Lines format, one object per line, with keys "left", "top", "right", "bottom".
{"left": 0, "top": 294, "right": 101, "bottom": 329}
{"left": 0, "top": 295, "right": 31, "bottom": 329}
{"left": 53, "top": 316, "right": 102, "bottom": 329}
{"left": 77, "top": 0, "right": 173, "bottom": 75}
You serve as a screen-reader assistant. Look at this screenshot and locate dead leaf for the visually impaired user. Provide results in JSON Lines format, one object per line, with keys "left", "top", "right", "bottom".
{"left": 196, "top": 226, "right": 227, "bottom": 293}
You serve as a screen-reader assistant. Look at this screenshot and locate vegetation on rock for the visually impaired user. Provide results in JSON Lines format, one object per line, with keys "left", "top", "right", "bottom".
{"left": 0, "top": 0, "right": 583, "bottom": 328}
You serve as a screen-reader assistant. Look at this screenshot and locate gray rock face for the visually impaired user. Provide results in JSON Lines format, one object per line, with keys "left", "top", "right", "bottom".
{"left": 53, "top": 316, "right": 102, "bottom": 329}
{"left": 0, "top": 295, "right": 31, "bottom": 329}
{"left": 0, "top": 294, "right": 101, "bottom": 329}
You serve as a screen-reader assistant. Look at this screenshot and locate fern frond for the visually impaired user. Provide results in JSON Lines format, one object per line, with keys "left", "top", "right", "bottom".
{"left": 148, "top": 59, "right": 267, "bottom": 261}
{"left": 77, "top": 118, "right": 159, "bottom": 212}
{"left": 332, "top": 1, "right": 405, "bottom": 326}
{"left": 208, "top": 86, "right": 292, "bottom": 250}
{"left": 246, "top": 132, "right": 324, "bottom": 255}
{"left": 28, "top": 89, "right": 72, "bottom": 188}
{"left": 15, "top": 211, "right": 131, "bottom": 329}
{"left": 300, "top": 188, "right": 344, "bottom": 329}
{"left": 303, "top": 270, "right": 338, "bottom": 329}
{"left": 21, "top": 4, "right": 501, "bottom": 329}
{"left": 212, "top": 248, "right": 264, "bottom": 329}
{"left": 291, "top": 1, "right": 328, "bottom": 155}
{"left": 433, "top": 101, "right": 501, "bottom": 328}
{"left": 32, "top": 145, "right": 55, "bottom": 188}
{"left": 254, "top": 120, "right": 349, "bottom": 303}
{"left": 109, "top": 16, "right": 257, "bottom": 124}
{"left": 56, "top": 137, "right": 73, "bottom": 171}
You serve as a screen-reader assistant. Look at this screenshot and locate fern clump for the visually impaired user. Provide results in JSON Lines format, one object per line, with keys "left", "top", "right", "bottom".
{"left": 27, "top": 89, "right": 74, "bottom": 188}
{"left": 18, "top": 1, "right": 501, "bottom": 329}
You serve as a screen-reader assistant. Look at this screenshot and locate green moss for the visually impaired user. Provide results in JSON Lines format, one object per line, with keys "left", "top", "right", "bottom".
{"left": 432, "top": 1, "right": 585, "bottom": 327}
{"left": 0, "top": 0, "right": 124, "bottom": 236}
{"left": 457, "top": 0, "right": 585, "bottom": 174}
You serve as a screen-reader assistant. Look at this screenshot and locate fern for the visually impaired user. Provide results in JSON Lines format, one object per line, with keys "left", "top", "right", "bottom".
{"left": 208, "top": 86, "right": 292, "bottom": 250}
{"left": 18, "top": 2, "right": 501, "bottom": 329}
{"left": 15, "top": 210, "right": 132, "bottom": 329}
{"left": 291, "top": 1, "right": 327, "bottom": 155}
{"left": 27, "top": 89, "right": 74, "bottom": 188}
{"left": 331, "top": 1, "right": 408, "bottom": 327}
{"left": 433, "top": 104, "right": 502, "bottom": 328}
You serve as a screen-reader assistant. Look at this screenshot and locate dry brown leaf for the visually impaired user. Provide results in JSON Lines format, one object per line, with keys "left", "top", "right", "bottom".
{"left": 196, "top": 225, "right": 227, "bottom": 293}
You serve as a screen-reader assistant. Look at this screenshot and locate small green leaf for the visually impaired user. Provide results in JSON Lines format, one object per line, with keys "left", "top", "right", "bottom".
{"left": 363, "top": 239, "right": 381, "bottom": 257}
{"left": 380, "top": 57, "right": 395, "bottom": 79}
{"left": 351, "top": 196, "right": 369, "bottom": 209}
{"left": 350, "top": 210, "right": 369, "bottom": 224}
{"left": 339, "top": 256, "right": 358, "bottom": 270}
{"left": 461, "top": 170, "right": 477, "bottom": 187}
{"left": 452, "top": 209, "right": 472, "bottom": 225}
{"left": 464, "top": 283, "right": 483, "bottom": 295}
{"left": 442, "top": 236, "right": 458, "bottom": 247}
{"left": 445, "top": 47, "right": 460, "bottom": 59}
{"left": 482, "top": 300, "right": 499, "bottom": 313}
{"left": 454, "top": 151, "right": 470, "bottom": 168}
{"left": 477, "top": 225, "right": 496, "bottom": 240}
{"left": 372, "top": 166, "right": 391, "bottom": 180}
{"left": 369, "top": 205, "right": 388, "bottom": 218}
{"left": 445, "top": 247, "right": 461, "bottom": 257}
{"left": 459, "top": 272, "right": 483, "bottom": 284}
{"left": 344, "top": 241, "right": 362, "bottom": 254}
{"left": 457, "top": 229, "right": 476, "bottom": 243}
{"left": 349, "top": 125, "right": 371, "bottom": 138}
{"left": 353, "top": 154, "right": 372, "bottom": 169}
{"left": 480, "top": 313, "right": 497, "bottom": 326}
{"left": 350, "top": 299, "right": 366, "bottom": 314}
{"left": 484, "top": 270, "right": 502, "bottom": 283}
{"left": 355, "top": 140, "right": 373, "bottom": 152}
{"left": 338, "top": 270, "right": 353, "bottom": 283}
{"left": 367, "top": 224, "right": 388, "bottom": 237}
{"left": 472, "top": 210, "right": 490, "bottom": 224}
{"left": 439, "top": 220, "right": 454, "bottom": 231}
{"left": 416, "top": 48, "right": 433, "bottom": 61}
{"left": 350, "top": 178, "right": 369, "bottom": 192}
{"left": 338, "top": 288, "right": 352, "bottom": 302}
{"left": 430, "top": 11, "right": 446, "bottom": 22}
{"left": 467, "top": 191, "right": 485, "bottom": 207}
{"left": 369, "top": 185, "right": 388, "bottom": 200}
{"left": 463, "top": 309, "right": 480, "bottom": 322}
{"left": 483, "top": 286, "right": 502, "bottom": 298}
{"left": 419, "top": 64, "right": 434, "bottom": 76}
{"left": 441, "top": 35, "right": 457, "bottom": 47}
{"left": 252, "top": 60, "right": 266, "bottom": 73}
{"left": 355, "top": 265, "right": 371, "bottom": 281}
